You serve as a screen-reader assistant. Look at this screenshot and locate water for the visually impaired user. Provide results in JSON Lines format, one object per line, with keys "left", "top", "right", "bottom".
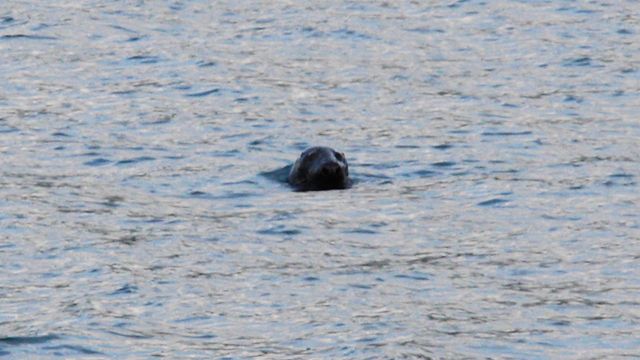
{"left": 1, "top": 1, "right": 639, "bottom": 358}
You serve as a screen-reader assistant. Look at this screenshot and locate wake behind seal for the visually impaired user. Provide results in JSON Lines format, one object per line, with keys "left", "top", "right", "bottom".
{"left": 288, "top": 146, "right": 350, "bottom": 191}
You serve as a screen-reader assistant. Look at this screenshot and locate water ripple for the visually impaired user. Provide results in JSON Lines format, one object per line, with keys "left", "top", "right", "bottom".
{"left": 1, "top": 1, "right": 638, "bottom": 358}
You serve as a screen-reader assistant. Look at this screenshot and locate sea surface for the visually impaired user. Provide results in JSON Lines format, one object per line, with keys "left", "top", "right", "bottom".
{"left": 1, "top": 1, "right": 639, "bottom": 358}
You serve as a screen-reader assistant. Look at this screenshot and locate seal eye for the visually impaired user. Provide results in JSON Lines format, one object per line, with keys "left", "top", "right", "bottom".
{"left": 304, "top": 151, "right": 318, "bottom": 161}
{"left": 334, "top": 152, "right": 343, "bottom": 161}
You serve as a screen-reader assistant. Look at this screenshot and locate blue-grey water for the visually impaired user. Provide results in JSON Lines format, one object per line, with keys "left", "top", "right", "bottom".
{"left": 1, "top": 1, "right": 639, "bottom": 358}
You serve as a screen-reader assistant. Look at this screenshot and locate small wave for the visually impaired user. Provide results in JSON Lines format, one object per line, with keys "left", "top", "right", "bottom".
{"left": 401, "top": 169, "right": 438, "bottom": 178}
{"left": 115, "top": 156, "right": 155, "bottom": 165}
{"left": 186, "top": 88, "right": 221, "bottom": 97}
{"left": 0, "top": 334, "right": 60, "bottom": 345}
{"left": 188, "top": 191, "right": 257, "bottom": 200}
{"left": 258, "top": 225, "right": 301, "bottom": 236}
{"left": 604, "top": 174, "right": 636, "bottom": 187}
{"left": 84, "top": 158, "right": 111, "bottom": 166}
{"left": 395, "top": 273, "right": 430, "bottom": 281}
{"left": 346, "top": 228, "right": 378, "bottom": 234}
{"left": 51, "top": 131, "right": 70, "bottom": 137}
{"left": 0, "top": 126, "right": 19, "bottom": 133}
{"left": 562, "top": 56, "right": 592, "bottom": 67}
{"left": 432, "top": 144, "right": 454, "bottom": 150}
{"left": 111, "top": 89, "right": 136, "bottom": 95}
{"left": 432, "top": 161, "right": 456, "bottom": 168}
{"left": 1, "top": 34, "right": 57, "bottom": 40}
{"left": 189, "top": 190, "right": 209, "bottom": 197}
{"left": 405, "top": 27, "right": 445, "bottom": 34}
{"left": 126, "top": 55, "right": 161, "bottom": 64}
{"left": 477, "top": 198, "right": 509, "bottom": 207}
{"left": 482, "top": 130, "right": 532, "bottom": 136}
{"left": 115, "top": 235, "right": 141, "bottom": 245}
{"left": 609, "top": 173, "right": 634, "bottom": 179}
{"left": 103, "top": 330, "right": 152, "bottom": 339}
{"left": 43, "top": 344, "right": 103, "bottom": 355}
{"left": 260, "top": 165, "right": 292, "bottom": 184}
{"left": 196, "top": 60, "right": 217, "bottom": 67}
{"left": 110, "top": 284, "right": 138, "bottom": 295}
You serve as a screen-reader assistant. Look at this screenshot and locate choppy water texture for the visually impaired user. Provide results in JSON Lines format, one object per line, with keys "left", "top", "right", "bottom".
{"left": 1, "top": 1, "right": 639, "bottom": 358}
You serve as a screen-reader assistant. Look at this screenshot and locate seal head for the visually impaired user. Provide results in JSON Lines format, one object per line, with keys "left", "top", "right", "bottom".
{"left": 288, "top": 147, "right": 349, "bottom": 191}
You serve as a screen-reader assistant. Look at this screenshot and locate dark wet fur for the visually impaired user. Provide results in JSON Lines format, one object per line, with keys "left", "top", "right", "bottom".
{"left": 288, "top": 147, "right": 350, "bottom": 191}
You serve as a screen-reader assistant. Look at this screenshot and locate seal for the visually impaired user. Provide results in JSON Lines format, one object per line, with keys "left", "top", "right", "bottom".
{"left": 288, "top": 146, "right": 350, "bottom": 191}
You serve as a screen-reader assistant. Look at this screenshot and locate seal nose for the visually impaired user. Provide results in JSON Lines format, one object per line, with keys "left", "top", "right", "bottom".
{"left": 321, "top": 162, "right": 341, "bottom": 177}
